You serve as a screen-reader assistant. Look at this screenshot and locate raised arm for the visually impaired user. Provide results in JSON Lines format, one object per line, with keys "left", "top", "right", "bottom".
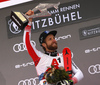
{"left": 23, "top": 10, "right": 41, "bottom": 66}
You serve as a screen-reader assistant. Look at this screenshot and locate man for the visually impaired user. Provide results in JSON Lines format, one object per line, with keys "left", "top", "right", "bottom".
{"left": 23, "top": 10, "right": 84, "bottom": 85}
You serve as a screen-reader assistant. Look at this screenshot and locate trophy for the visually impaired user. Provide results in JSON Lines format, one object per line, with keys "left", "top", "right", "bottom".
{"left": 10, "top": 2, "right": 60, "bottom": 30}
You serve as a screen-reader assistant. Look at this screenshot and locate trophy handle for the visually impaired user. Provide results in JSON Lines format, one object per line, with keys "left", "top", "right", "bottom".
{"left": 25, "top": 10, "right": 51, "bottom": 19}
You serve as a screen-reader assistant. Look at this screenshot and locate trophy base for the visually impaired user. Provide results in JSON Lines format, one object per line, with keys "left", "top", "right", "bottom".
{"left": 10, "top": 11, "right": 28, "bottom": 30}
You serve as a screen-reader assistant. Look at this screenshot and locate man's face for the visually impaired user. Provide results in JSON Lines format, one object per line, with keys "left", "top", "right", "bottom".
{"left": 43, "top": 34, "right": 58, "bottom": 51}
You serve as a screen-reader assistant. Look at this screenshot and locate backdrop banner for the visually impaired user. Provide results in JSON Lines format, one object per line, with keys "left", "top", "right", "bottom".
{"left": 6, "top": 0, "right": 100, "bottom": 38}
{"left": 79, "top": 24, "right": 100, "bottom": 40}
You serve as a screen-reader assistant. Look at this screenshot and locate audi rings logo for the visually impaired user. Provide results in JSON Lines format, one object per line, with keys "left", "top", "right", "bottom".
{"left": 18, "top": 77, "right": 39, "bottom": 85}
{"left": 88, "top": 64, "right": 100, "bottom": 74}
{"left": 13, "top": 41, "right": 36, "bottom": 53}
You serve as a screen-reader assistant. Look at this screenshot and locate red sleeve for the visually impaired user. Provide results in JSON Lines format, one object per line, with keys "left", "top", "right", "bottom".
{"left": 24, "top": 25, "right": 40, "bottom": 66}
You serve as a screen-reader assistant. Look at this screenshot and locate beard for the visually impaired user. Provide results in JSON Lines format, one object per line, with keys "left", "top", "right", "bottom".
{"left": 46, "top": 42, "right": 58, "bottom": 50}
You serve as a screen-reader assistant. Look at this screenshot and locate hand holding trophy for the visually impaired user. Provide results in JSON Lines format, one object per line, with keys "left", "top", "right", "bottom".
{"left": 10, "top": 2, "right": 60, "bottom": 30}
{"left": 25, "top": 10, "right": 34, "bottom": 22}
